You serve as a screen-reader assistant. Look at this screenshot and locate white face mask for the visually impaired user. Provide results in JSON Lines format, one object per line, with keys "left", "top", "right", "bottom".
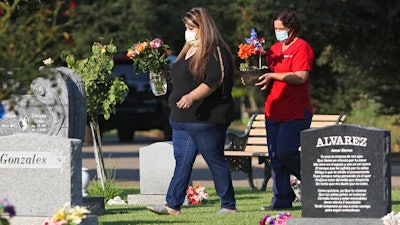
{"left": 185, "top": 31, "right": 198, "bottom": 45}
{"left": 275, "top": 30, "right": 289, "bottom": 42}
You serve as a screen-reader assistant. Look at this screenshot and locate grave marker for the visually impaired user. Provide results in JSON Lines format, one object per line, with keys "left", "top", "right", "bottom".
{"left": 300, "top": 124, "right": 391, "bottom": 218}
{"left": 0, "top": 133, "right": 82, "bottom": 216}
{"left": 0, "top": 67, "right": 86, "bottom": 141}
{"left": 0, "top": 67, "right": 96, "bottom": 225}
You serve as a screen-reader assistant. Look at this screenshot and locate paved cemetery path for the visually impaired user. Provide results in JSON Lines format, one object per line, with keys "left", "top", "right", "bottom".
{"left": 82, "top": 132, "right": 400, "bottom": 189}
{"left": 82, "top": 132, "right": 268, "bottom": 189}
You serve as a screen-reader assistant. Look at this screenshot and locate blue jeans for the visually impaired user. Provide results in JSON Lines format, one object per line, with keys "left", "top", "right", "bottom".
{"left": 266, "top": 109, "right": 312, "bottom": 208}
{"left": 166, "top": 120, "right": 236, "bottom": 210}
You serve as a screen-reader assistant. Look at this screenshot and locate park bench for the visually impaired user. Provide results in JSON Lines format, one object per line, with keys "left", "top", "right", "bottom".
{"left": 224, "top": 113, "right": 347, "bottom": 191}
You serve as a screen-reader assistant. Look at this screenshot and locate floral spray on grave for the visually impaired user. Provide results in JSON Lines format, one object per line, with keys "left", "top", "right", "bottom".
{"left": 186, "top": 185, "right": 209, "bottom": 205}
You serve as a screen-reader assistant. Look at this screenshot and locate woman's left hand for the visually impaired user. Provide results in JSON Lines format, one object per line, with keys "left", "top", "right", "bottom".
{"left": 177, "top": 94, "right": 193, "bottom": 109}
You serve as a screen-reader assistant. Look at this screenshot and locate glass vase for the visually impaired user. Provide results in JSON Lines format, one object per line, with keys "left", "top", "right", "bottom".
{"left": 149, "top": 71, "right": 167, "bottom": 96}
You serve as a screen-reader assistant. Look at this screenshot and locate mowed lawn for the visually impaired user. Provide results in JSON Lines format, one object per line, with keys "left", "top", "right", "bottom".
{"left": 94, "top": 184, "right": 400, "bottom": 225}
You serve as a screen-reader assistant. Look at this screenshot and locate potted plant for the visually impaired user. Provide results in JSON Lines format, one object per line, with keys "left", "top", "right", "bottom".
{"left": 237, "top": 28, "right": 268, "bottom": 86}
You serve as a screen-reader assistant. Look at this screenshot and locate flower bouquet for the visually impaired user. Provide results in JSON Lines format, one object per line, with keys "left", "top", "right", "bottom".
{"left": 186, "top": 185, "right": 209, "bottom": 205}
{"left": 237, "top": 28, "right": 268, "bottom": 86}
{"left": 0, "top": 198, "right": 16, "bottom": 225}
{"left": 127, "top": 38, "right": 172, "bottom": 96}
{"left": 382, "top": 211, "right": 400, "bottom": 225}
{"left": 260, "top": 212, "right": 294, "bottom": 225}
{"left": 42, "top": 203, "right": 90, "bottom": 225}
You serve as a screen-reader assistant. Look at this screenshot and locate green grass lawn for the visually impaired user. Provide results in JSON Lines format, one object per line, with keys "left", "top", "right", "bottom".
{"left": 94, "top": 184, "right": 400, "bottom": 225}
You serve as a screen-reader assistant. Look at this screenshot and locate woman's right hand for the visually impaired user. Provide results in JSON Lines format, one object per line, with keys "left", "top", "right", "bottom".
{"left": 256, "top": 72, "right": 273, "bottom": 91}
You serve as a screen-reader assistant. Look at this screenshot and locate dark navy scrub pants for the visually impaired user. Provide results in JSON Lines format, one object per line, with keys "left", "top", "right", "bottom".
{"left": 266, "top": 109, "right": 312, "bottom": 208}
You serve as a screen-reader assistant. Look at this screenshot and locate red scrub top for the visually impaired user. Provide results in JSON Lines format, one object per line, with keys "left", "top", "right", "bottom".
{"left": 265, "top": 38, "right": 314, "bottom": 121}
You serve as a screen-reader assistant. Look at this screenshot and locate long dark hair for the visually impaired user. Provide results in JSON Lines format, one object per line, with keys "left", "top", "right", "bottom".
{"left": 177, "top": 7, "right": 232, "bottom": 83}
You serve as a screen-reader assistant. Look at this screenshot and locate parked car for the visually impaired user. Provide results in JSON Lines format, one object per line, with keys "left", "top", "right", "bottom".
{"left": 98, "top": 53, "right": 176, "bottom": 142}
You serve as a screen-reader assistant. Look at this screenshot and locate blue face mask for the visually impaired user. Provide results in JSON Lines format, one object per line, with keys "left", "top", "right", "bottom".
{"left": 275, "top": 30, "right": 288, "bottom": 42}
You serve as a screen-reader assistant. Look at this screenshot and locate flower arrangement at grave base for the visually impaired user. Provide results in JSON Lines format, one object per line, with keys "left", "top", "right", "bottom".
{"left": 186, "top": 185, "right": 209, "bottom": 205}
{"left": 259, "top": 212, "right": 294, "bottom": 225}
{"left": 42, "top": 203, "right": 90, "bottom": 225}
{"left": 237, "top": 28, "right": 269, "bottom": 86}
{"left": 382, "top": 211, "right": 400, "bottom": 224}
{"left": 0, "top": 198, "right": 16, "bottom": 225}
{"left": 127, "top": 38, "right": 172, "bottom": 96}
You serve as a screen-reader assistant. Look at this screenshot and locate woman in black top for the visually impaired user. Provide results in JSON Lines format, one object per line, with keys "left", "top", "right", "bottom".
{"left": 146, "top": 7, "right": 237, "bottom": 215}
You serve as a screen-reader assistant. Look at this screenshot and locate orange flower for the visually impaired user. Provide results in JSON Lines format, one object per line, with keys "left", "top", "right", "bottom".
{"left": 126, "top": 49, "right": 134, "bottom": 58}
{"left": 237, "top": 43, "right": 256, "bottom": 60}
{"left": 135, "top": 42, "right": 148, "bottom": 52}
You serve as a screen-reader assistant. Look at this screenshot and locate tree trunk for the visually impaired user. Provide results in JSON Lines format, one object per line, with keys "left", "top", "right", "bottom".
{"left": 89, "top": 121, "right": 106, "bottom": 190}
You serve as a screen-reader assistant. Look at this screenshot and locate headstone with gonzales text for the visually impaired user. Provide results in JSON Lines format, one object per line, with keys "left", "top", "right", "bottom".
{"left": 0, "top": 68, "right": 97, "bottom": 225}
{"left": 300, "top": 124, "right": 391, "bottom": 218}
{"left": 0, "top": 133, "right": 82, "bottom": 216}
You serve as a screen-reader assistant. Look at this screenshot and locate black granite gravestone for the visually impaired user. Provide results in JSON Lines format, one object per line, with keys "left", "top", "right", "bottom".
{"left": 300, "top": 124, "right": 391, "bottom": 218}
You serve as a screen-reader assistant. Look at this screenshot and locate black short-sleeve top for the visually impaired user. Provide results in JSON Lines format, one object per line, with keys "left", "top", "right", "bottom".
{"left": 168, "top": 46, "right": 234, "bottom": 126}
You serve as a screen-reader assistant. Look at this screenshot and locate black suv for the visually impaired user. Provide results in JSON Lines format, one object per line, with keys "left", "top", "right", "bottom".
{"left": 98, "top": 53, "right": 175, "bottom": 142}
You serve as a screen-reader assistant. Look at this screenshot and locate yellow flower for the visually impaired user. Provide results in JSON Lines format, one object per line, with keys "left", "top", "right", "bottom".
{"left": 101, "top": 48, "right": 106, "bottom": 54}
{"left": 67, "top": 205, "right": 90, "bottom": 224}
{"left": 51, "top": 204, "right": 68, "bottom": 222}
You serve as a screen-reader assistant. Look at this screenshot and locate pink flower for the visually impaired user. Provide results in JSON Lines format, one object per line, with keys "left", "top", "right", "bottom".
{"left": 42, "top": 217, "right": 68, "bottom": 225}
{"left": 150, "top": 38, "right": 163, "bottom": 49}
{"left": 260, "top": 212, "right": 293, "bottom": 225}
{"left": 260, "top": 215, "right": 276, "bottom": 225}
{"left": 186, "top": 185, "right": 208, "bottom": 205}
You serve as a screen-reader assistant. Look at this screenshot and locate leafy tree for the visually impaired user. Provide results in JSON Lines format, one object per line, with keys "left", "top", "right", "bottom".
{"left": 0, "top": 0, "right": 77, "bottom": 100}
{"left": 64, "top": 41, "right": 128, "bottom": 188}
{"left": 62, "top": 0, "right": 158, "bottom": 57}
{"left": 297, "top": 0, "right": 399, "bottom": 115}
{"left": 3, "top": 0, "right": 400, "bottom": 121}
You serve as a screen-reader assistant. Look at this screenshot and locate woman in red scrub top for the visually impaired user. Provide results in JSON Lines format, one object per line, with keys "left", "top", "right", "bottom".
{"left": 256, "top": 9, "right": 314, "bottom": 210}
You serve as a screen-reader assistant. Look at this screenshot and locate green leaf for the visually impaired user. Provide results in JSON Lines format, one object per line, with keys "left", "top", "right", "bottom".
{"left": 0, "top": 218, "right": 10, "bottom": 225}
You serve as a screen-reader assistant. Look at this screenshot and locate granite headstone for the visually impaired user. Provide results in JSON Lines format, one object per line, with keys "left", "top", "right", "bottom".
{"left": 128, "top": 142, "right": 175, "bottom": 205}
{"left": 128, "top": 141, "right": 189, "bottom": 205}
{"left": 0, "top": 67, "right": 96, "bottom": 225}
{"left": 300, "top": 124, "right": 391, "bottom": 218}
{"left": 0, "top": 133, "right": 82, "bottom": 216}
{"left": 0, "top": 66, "right": 86, "bottom": 141}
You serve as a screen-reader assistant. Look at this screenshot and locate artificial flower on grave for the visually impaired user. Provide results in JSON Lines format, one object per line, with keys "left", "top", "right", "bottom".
{"left": 186, "top": 185, "right": 209, "bottom": 205}
{"left": 382, "top": 211, "right": 400, "bottom": 225}
{"left": 43, "top": 58, "right": 54, "bottom": 67}
{"left": 126, "top": 38, "right": 172, "bottom": 96}
{"left": 237, "top": 28, "right": 267, "bottom": 71}
{"left": 0, "top": 198, "right": 16, "bottom": 225}
{"left": 260, "top": 212, "right": 294, "bottom": 225}
{"left": 42, "top": 203, "right": 90, "bottom": 225}
{"left": 0, "top": 103, "right": 4, "bottom": 119}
